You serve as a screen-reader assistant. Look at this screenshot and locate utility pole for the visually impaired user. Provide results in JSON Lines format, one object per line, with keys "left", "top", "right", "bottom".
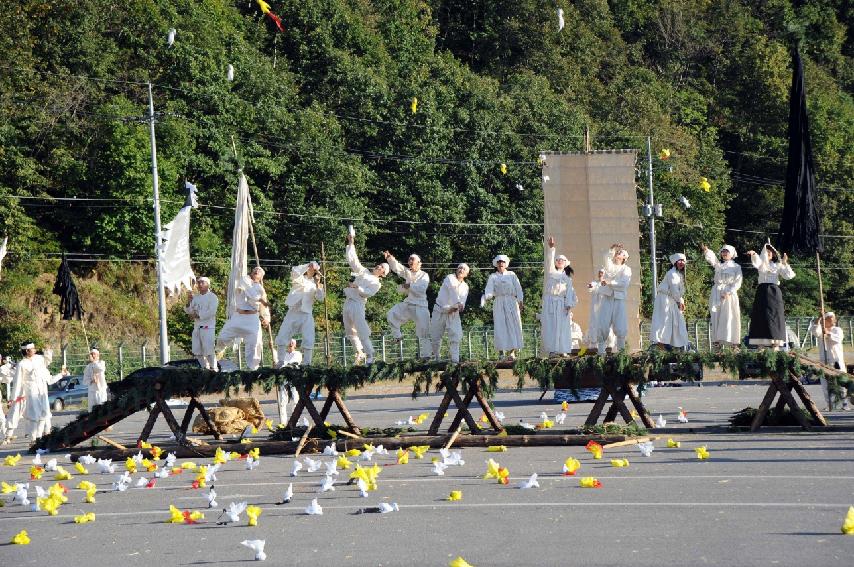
{"left": 645, "top": 136, "right": 659, "bottom": 300}
{"left": 147, "top": 82, "right": 170, "bottom": 365}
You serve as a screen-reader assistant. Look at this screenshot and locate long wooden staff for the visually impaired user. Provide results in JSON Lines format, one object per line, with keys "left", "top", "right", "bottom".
{"left": 231, "top": 135, "right": 277, "bottom": 366}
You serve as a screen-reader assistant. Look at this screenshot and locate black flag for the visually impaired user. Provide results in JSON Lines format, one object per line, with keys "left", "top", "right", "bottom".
{"left": 777, "top": 47, "right": 822, "bottom": 254}
{"left": 52, "top": 253, "right": 84, "bottom": 320}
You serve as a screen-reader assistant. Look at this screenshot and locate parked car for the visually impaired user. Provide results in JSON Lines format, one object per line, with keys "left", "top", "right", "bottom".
{"left": 48, "top": 374, "right": 87, "bottom": 411}
{"left": 648, "top": 344, "right": 704, "bottom": 383}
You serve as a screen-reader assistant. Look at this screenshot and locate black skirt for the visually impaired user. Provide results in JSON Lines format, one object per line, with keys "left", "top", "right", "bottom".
{"left": 748, "top": 283, "right": 787, "bottom": 344}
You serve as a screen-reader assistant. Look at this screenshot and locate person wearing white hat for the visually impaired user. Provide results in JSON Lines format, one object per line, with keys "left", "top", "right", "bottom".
{"left": 185, "top": 276, "right": 220, "bottom": 371}
{"left": 701, "top": 244, "right": 743, "bottom": 347}
{"left": 83, "top": 347, "right": 108, "bottom": 410}
{"left": 343, "top": 233, "right": 388, "bottom": 364}
{"left": 383, "top": 249, "right": 431, "bottom": 359}
{"left": 541, "top": 236, "right": 578, "bottom": 356}
{"left": 810, "top": 312, "right": 850, "bottom": 410}
{"left": 746, "top": 243, "right": 795, "bottom": 348}
{"left": 650, "top": 253, "right": 690, "bottom": 348}
{"left": 275, "top": 261, "right": 324, "bottom": 367}
{"left": 430, "top": 263, "right": 470, "bottom": 362}
{"left": 483, "top": 254, "right": 524, "bottom": 360}
{"left": 4, "top": 342, "right": 62, "bottom": 442}
{"left": 593, "top": 244, "right": 632, "bottom": 353}
{"left": 216, "top": 266, "right": 268, "bottom": 370}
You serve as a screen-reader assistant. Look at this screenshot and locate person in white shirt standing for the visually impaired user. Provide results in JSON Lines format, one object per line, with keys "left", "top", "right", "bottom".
{"left": 383, "top": 250, "right": 431, "bottom": 359}
{"left": 541, "top": 236, "right": 577, "bottom": 356}
{"left": 82, "top": 347, "right": 108, "bottom": 410}
{"left": 5, "top": 342, "right": 63, "bottom": 442}
{"left": 185, "top": 277, "right": 219, "bottom": 370}
{"left": 483, "top": 254, "right": 524, "bottom": 360}
{"left": 275, "top": 261, "right": 325, "bottom": 366}
{"left": 649, "top": 253, "right": 689, "bottom": 349}
{"left": 216, "top": 266, "right": 269, "bottom": 370}
{"left": 701, "top": 244, "right": 743, "bottom": 347}
{"left": 747, "top": 243, "right": 795, "bottom": 348}
{"left": 594, "top": 244, "right": 632, "bottom": 353}
{"left": 343, "top": 234, "right": 388, "bottom": 364}
{"left": 276, "top": 339, "right": 304, "bottom": 422}
{"left": 430, "top": 263, "right": 470, "bottom": 362}
{"left": 810, "top": 312, "right": 850, "bottom": 411}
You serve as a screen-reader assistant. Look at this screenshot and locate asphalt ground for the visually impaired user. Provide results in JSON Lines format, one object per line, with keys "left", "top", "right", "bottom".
{"left": 1, "top": 381, "right": 853, "bottom": 566}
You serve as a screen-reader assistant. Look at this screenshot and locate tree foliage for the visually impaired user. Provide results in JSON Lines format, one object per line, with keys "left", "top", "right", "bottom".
{"left": 0, "top": 0, "right": 850, "bottom": 352}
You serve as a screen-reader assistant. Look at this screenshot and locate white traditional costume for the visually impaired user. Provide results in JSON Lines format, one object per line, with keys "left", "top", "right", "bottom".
{"left": 541, "top": 243, "right": 577, "bottom": 355}
{"left": 596, "top": 249, "right": 632, "bottom": 352}
{"left": 483, "top": 255, "right": 524, "bottom": 356}
{"left": 430, "top": 266, "right": 470, "bottom": 362}
{"left": 216, "top": 274, "right": 266, "bottom": 370}
{"left": 703, "top": 245, "right": 743, "bottom": 345}
{"left": 82, "top": 352, "right": 108, "bottom": 409}
{"left": 276, "top": 343, "right": 303, "bottom": 422}
{"left": 386, "top": 254, "right": 431, "bottom": 358}
{"left": 0, "top": 358, "right": 11, "bottom": 439}
{"left": 810, "top": 314, "right": 849, "bottom": 410}
{"left": 343, "top": 244, "right": 386, "bottom": 363}
{"left": 275, "top": 262, "right": 325, "bottom": 366}
{"left": 748, "top": 244, "right": 795, "bottom": 347}
{"left": 5, "top": 347, "right": 62, "bottom": 441}
{"left": 649, "top": 253, "right": 689, "bottom": 348}
{"left": 185, "top": 279, "right": 219, "bottom": 370}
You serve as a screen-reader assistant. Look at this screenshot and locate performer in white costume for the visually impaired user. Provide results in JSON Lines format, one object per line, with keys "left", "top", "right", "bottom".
{"left": 483, "top": 254, "right": 524, "bottom": 360}
{"left": 384, "top": 250, "right": 431, "bottom": 359}
{"left": 216, "top": 266, "right": 268, "bottom": 370}
{"left": 430, "top": 263, "right": 470, "bottom": 362}
{"left": 747, "top": 243, "right": 795, "bottom": 348}
{"left": 5, "top": 342, "right": 63, "bottom": 442}
{"left": 649, "top": 253, "right": 689, "bottom": 348}
{"left": 810, "top": 313, "right": 850, "bottom": 411}
{"left": 275, "top": 261, "right": 324, "bottom": 366}
{"left": 0, "top": 356, "right": 12, "bottom": 439}
{"left": 185, "top": 277, "right": 219, "bottom": 370}
{"left": 343, "top": 234, "right": 388, "bottom": 364}
{"left": 593, "top": 244, "right": 632, "bottom": 353}
{"left": 275, "top": 339, "right": 304, "bottom": 422}
{"left": 702, "top": 244, "right": 743, "bottom": 347}
{"left": 82, "top": 348, "right": 108, "bottom": 409}
{"left": 541, "top": 236, "right": 577, "bottom": 356}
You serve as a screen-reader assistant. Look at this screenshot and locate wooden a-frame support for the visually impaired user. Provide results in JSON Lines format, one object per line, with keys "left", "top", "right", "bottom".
{"left": 285, "top": 381, "right": 361, "bottom": 435}
{"left": 138, "top": 382, "right": 221, "bottom": 446}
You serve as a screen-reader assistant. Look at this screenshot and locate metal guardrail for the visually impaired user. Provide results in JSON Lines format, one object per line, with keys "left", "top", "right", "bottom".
{"left": 32, "top": 316, "right": 852, "bottom": 379}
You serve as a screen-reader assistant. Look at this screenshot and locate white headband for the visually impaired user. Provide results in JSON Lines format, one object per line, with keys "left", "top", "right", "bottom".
{"left": 493, "top": 254, "right": 510, "bottom": 267}
{"left": 309, "top": 261, "right": 320, "bottom": 271}
{"left": 456, "top": 263, "right": 470, "bottom": 274}
{"left": 90, "top": 348, "right": 100, "bottom": 354}
{"left": 615, "top": 249, "right": 629, "bottom": 260}
{"left": 669, "top": 253, "right": 687, "bottom": 265}
{"left": 555, "top": 254, "right": 568, "bottom": 263}
{"left": 719, "top": 245, "right": 737, "bottom": 259}
{"left": 378, "top": 262, "right": 390, "bottom": 275}
{"left": 824, "top": 312, "right": 836, "bottom": 319}
{"left": 22, "top": 343, "right": 35, "bottom": 350}
{"left": 197, "top": 277, "right": 210, "bottom": 285}
{"left": 408, "top": 254, "right": 421, "bottom": 262}
{"left": 251, "top": 266, "right": 265, "bottom": 276}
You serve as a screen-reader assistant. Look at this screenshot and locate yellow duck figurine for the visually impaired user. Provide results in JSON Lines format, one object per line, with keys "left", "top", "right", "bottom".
{"left": 409, "top": 445, "right": 430, "bottom": 459}
{"left": 562, "top": 457, "right": 581, "bottom": 475}
{"left": 448, "top": 490, "right": 463, "bottom": 501}
{"left": 336, "top": 455, "right": 352, "bottom": 470}
{"left": 396, "top": 449, "right": 409, "bottom": 465}
{"left": 695, "top": 446, "right": 710, "bottom": 460}
{"left": 610, "top": 458, "right": 630, "bottom": 468}
{"left": 667, "top": 438, "right": 681, "bottom": 448}
{"left": 486, "top": 445, "right": 508, "bottom": 453}
{"left": 74, "top": 512, "right": 96, "bottom": 524}
{"left": 246, "top": 505, "right": 262, "bottom": 527}
{"left": 4, "top": 453, "right": 22, "bottom": 466}
{"left": 74, "top": 462, "right": 88, "bottom": 475}
{"left": 841, "top": 506, "right": 854, "bottom": 535}
{"left": 449, "top": 557, "right": 474, "bottom": 567}
{"left": 11, "top": 530, "right": 30, "bottom": 545}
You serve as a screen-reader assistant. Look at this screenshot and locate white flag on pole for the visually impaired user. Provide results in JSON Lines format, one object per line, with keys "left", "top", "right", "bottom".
{"left": 160, "top": 183, "right": 198, "bottom": 295}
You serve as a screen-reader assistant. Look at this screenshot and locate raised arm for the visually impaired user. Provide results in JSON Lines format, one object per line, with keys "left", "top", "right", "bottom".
{"left": 544, "top": 240, "right": 558, "bottom": 275}
{"left": 346, "top": 243, "right": 366, "bottom": 274}
{"left": 703, "top": 248, "right": 718, "bottom": 269}
{"left": 385, "top": 255, "right": 406, "bottom": 278}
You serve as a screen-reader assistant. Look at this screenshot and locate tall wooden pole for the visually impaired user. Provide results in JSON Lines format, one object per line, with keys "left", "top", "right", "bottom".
{"left": 147, "top": 82, "right": 170, "bottom": 364}
{"left": 320, "top": 242, "right": 333, "bottom": 368}
{"left": 816, "top": 251, "right": 827, "bottom": 365}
